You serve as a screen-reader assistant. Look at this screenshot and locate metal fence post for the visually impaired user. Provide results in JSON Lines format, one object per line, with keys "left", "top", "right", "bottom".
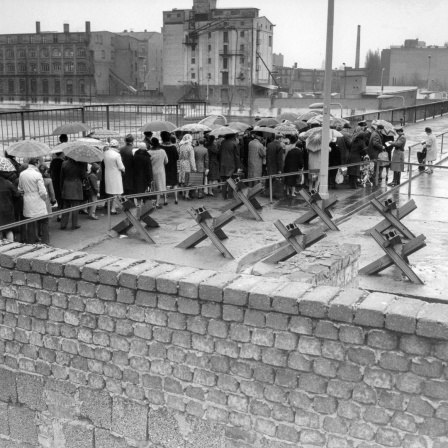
{"left": 408, "top": 163, "right": 413, "bottom": 198}
{"left": 20, "top": 112, "right": 26, "bottom": 140}
{"left": 107, "top": 198, "right": 112, "bottom": 231}
{"left": 106, "top": 105, "right": 110, "bottom": 130}
{"left": 441, "top": 134, "right": 444, "bottom": 154}
{"left": 176, "top": 105, "right": 179, "bottom": 127}
{"left": 81, "top": 107, "right": 85, "bottom": 123}
{"left": 374, "top": 160, "right": 379, "bottom": 186}
{"left": 407, "top": 146, "right": 411, "bottom": 172}
{"left": 269, "top": 176, "right": 273, "bottom": 203}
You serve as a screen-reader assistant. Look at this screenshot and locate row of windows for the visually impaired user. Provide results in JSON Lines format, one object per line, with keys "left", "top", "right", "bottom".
{"left": 0, "top": 62, "right": 87, "bottom": 73}
{"left": 1, "top": 34, "right": 86, "bottom": 44}
{"left": 1, "top": 47, "right": 86, "bottom": 58}
{"left": 0, "top": 78, "right": 87, "bottom": 95}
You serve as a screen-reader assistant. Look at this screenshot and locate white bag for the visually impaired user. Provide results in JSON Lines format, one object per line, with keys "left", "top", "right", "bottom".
{"left": 335, "top": 168, "right": 344, "bottom": 184}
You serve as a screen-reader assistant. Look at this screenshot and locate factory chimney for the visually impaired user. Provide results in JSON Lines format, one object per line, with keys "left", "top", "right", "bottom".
{"left": 355, "top": 25, "right": 361, "bottom": 69}
{"left": 36, "top": 21, "right": 41, "bottom": 34}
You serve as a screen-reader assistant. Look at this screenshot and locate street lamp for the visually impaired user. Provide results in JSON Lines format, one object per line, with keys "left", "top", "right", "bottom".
{"left": 342, "top": 63, "right": 346, "bottom": 98}
{"left": 427, "top": 55, "right": 432, "bottom": 91}
{"left": 309, "top": 102, "right": 343, "bottom": 118}
{"left": 380, "top": 68, "right": 385, "bottom": 93}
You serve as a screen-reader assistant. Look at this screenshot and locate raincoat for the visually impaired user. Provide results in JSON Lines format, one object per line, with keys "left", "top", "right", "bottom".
{"left": 18, "top": 165, "right": 48, "bottom": 218}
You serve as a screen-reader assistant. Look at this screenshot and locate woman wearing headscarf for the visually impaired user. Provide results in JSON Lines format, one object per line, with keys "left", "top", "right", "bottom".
{"left": 160, "top": 132, "right": 179, "bottom": 204}
{"left": 178, "top": 134, "right": 196, "bottom": 200}
{"left": 283, "top": 140, "right": 305, "bottom": 196}
{"left": 133, "top": 142, "right": 153, "bottom": 207}
{"left": 205, "top": 134, "right": 220, "bottom": 196}
{"left": 347, "top": 131, "right": 367, "bottom": 189}
{"left": 148, "top": 137, "right": 168, "bottom": 208}
{"left": 103, "top": 139, "right": 125, "bottom": 214}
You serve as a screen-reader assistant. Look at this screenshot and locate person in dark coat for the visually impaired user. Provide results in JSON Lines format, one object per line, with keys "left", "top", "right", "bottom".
{"left": 368, "top": 126, "right": 384, "bottom": 178}
{"left": 160, "top": 131, "right": 179, "bottom": 204}
{"left": 387, "top": 128, "right": 406, "bottom": 187}
{"left": 205, "top": 134, "right": 220, "bottom": 196}
{"left": 328, "top": 141, "right": 342, "bottom": 189}
{"left": 347, "top": 131, "right": 367, "bottom": 189}
{"left": 336, "top": 124, "right": 352, "bottom": 165}
{"left": 266, "top": 133, "right": 285, "bottom": 198}
{"left": 133, "top": 142, "right": 153, "bottom": 206}
{"left": 60, "top": 157, "right": 87, "bottom": 230}
{"left": 0, "top": 176, "right": 20, "bottom": 241}
{"left": 283, "top": 140, "right": 304, "bottom": 196}
{"left": 49, "top": 151, "right": 65, "bottom": 219}
{"left": 143, "top": 131, "right": 153, "bottom": 150}
{"left": 119, "top": 134, "right": 136, "bottom": 196}
{"left": 218, "top": 133, "right": 240, "bottom": 200}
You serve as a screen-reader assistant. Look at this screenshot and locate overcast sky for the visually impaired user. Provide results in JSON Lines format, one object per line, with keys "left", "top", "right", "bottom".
{"left": 2, "top": 0, "right": 447, "bottom": 68}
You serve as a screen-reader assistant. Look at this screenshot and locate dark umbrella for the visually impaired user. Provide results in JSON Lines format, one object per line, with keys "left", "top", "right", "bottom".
{"left": 52, "top": 122, "right": 91, "bottom": 135}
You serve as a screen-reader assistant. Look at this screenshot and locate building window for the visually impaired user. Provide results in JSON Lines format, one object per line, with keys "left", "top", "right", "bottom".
{"left": 18, "top": 48, "right": 26, "bottom": 58}
{"left": 66, "top": 79, "right": 73, "bottom": 95}
{"left": 42, "top": 79, "right": 49, "bottom": 94}
{"left": 7, "top": 64, "right": 15, "bottom": 73}
{"left": 0, "top": 80, "right": 3, "bottom": 94}
{"left": 6, "top": 48, "right": 14, "bottom": 58}
{"left": 54, "top": 97, "right": 60, "bottom": 103}
{"left": 41, "top": 48, "right": 50, "bottom": 58}
{"left": 223, "top": 58, "right": 228, "bottom": 69}
{"left": 29, "top": 63, "right": 37, "bottom": 73}
{"left": 18, "top": 63, "right": 27, "bottom": 72}
{"left": 64, "top": 62, "right": 74, "bottom": 72}
{"left": 7, "top": 36, "right": 13, "bottom": 44}
{"left": 0, "top": 64, "right": 3, "bottom": 73}
{"left": 52, "top": 47, "right": 62, "bottom": 57}
{"left": 79, "top": 80, "right": 85, "bottom": 95}
{"left": 53, "top": 61, "right": 62, "bottom": 72}
{"left": 111, "top": 51, "right": 114, "bottom": 59}
{"left": 30, "top": 79, "right": 37, "bottom": 94}
{"left": 223, "top": 31, "right": 229, "bottom": 43}
{"left": 240, "top": 31, "right": 245, "bottom": 37}
{"left": 8, "top": 79, "right": 15, "bottom": 94}
{"left": 64, "top": 48, "right": 74, "bottom": 58}
{"left": 208, "top": 32, "right": 211, "bottom": 38}
{"left": 208, "top": 58, "right": 212, "bottom": 64}
{"left": 208, "top": 45, "right": 211, "bottom": 52}
{"left": 29, "top": 48, "right": 37, "bottom": 58}
{"left": 55, "top": 80, "right": 61, "bottom": 94}
{"left": 77, "top": 47, "right": 86, "bottom": 58}
{"left": 19, "top": 79, "right": 26, "bottom": 94}
{"left": 240, "top": 58, "right": 245, "bottom": 64}
{"left": 240, "top": 21, "right": 245, "bottom": 26}
{"left": 191, "top": 58, "right": 195, "bottom": 64}
{"left": 41, "top": 62, "right": 50, "bottom": 72}
{"left": 240, "top": 44, "right": 245, "bottom": 51}
{"left": 77, "top": 62, "right": 86, "bottom": 72}
{"left": 269, "top": 35, "right": 272, "bottom": 47}
{"left": 191, "top": 73, "right": 196, "bottom": 79}
{"left": 222, "top": 73, "right": 229, "bottom": 85}
{"left": 101, "top": 50, "right": 105, "bottom": 59}
{"left": 223, "top": 45, "right": 228, "bottom": 54}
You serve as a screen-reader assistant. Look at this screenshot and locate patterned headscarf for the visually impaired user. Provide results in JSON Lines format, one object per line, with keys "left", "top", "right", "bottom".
{"left": 110, "top": 139, "right": 119, "bottom": 148}
{"left": 180, "top": 134, "right": 193, "bottom": 146}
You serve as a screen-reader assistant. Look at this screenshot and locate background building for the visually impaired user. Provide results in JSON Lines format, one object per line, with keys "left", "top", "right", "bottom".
{"left": 162, "top": 0, "right": 274, "bottom": 108}
{"left": 0, "top": 22, "right": 161, "bottom": 105}
{"left": 382, "top": 39, "right": 448, "bottom": 91}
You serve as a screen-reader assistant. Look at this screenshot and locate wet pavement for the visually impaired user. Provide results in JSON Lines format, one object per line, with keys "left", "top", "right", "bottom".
{"left": 42, "top": 115, "right": 448, "bottom": 302}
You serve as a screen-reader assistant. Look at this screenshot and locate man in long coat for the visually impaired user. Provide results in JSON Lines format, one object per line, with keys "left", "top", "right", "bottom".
{"left": 247, "top": 135, "right": 266, "bottom": 183}
{"left": 104, "top": 140, "right": 125, "bottom": 213}
{"left": 266, "top": 133, "right": 285, "bottom": 198}
{"left": 119, "top": 134, "right": 136, "bottom": 196}
{"left": 219, "top": 134, "right": 240, "bottom": 200}
{"left": 368, "top": 125, "right": 384, "bottom": 180}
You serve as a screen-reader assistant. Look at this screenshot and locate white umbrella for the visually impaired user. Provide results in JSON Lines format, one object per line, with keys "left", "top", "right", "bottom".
{"left": 52, "top": 122, "right": 91, "bottom": 135}
{"left": 5, "top": 139, "right": 52, "bottom": 158}
{"left": 176, "top": 123, "right": 211, "bottom": 133}
{"left": 56, "top": 141, "right": 104, "bottom": 163}
{"left": 209, "top": 126, "right": 238, "bottom": 137}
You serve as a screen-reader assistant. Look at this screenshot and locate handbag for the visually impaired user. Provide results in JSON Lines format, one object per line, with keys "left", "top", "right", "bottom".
{"left": 185, "top": 172, "right": 204, "bottom": 187}
{"left": 335, "top": 169, "right": 344, "bottom": 184}
{"left": 82, "top": 179, "right": 91, "bottom": 192}
{"left": 378, "top": 151, "right": 389, "bottom": 167}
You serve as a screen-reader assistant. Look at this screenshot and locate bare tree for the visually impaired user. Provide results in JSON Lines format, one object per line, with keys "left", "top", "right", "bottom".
{"left": 365, "top": 49, "right": 382, "bottom": 85}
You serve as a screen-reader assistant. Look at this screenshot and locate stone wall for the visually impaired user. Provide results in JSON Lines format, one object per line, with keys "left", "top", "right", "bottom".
{"left": 1, "top": 240, "right": 448, "bottom": 447}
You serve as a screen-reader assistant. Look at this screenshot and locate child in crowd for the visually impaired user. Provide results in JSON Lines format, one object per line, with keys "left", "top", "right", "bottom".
{"left": 88, "top": 163, "right": 100, "bottom": 220}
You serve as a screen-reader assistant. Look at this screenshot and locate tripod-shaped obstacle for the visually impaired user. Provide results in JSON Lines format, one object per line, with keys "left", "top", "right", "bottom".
{"left": 221, "top": 177, "right": 264, "bottom": 221}
{"left": 360, "top": 198, "right": 426, "bottom": 284}
{"left": 295, "top": 189, "right": 339, "bottom": 231}
{"left": 109, "top": 198, "right": 158, "bottom": 244}
{"left": 264, "top": 220, "right": 327, "bottom": 263}
{"left": 176, "top": 206, "right": 235, "bottom": 259}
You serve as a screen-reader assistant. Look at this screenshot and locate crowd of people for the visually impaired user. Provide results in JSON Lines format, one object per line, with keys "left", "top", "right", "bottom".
{"left": 0, "top": 120, "right": 437, "bottom": 245}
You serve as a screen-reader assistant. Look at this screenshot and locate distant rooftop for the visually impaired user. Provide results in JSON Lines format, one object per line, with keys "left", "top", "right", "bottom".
{"left": 364, "top": 86, "right": 418, "bottom": 96}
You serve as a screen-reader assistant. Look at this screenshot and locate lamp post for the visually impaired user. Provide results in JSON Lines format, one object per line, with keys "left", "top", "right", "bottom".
{"left": 309, "top": 102, "right": 343, "bottom": 118}
{"left": 427, "top": 55, "right": 432, "bottom": 91}
{"left": 342, "top": 62, "right": 346, "bottom": 98}
{"left": 380, "top": 68, "right": 385, "bottom": 93}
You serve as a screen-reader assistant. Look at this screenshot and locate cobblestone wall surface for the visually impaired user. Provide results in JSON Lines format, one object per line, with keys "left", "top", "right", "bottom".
{"left": 1, "top": 240, "right": 448, "bottom": 448}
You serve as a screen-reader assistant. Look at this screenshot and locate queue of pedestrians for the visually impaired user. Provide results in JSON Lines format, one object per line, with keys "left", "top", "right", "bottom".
{"left": 0, "top": 119, "right": 435, "bottom": 246}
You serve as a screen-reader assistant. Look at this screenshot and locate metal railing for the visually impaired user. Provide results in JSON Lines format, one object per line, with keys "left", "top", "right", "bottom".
{"left": 0, "top": 102, "right": 207, "bottom": 147}
{"left": 406, "top": 130, "right": 448, "bottom": 172}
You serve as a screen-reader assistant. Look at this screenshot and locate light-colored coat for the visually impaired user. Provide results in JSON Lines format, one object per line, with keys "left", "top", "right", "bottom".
{"left": 148, "top": 148, "right": 168, "bottom": 191}
{"left": 104, "top": 148, "right": 125, "bottom": 195}
{"left": 18, "top": 165, "right": 48, "bottom": 218}
{"left": 390, "top": 134, "right": 406, "bottom": 172}
{"left": 247, "top": 139, "right": 266, "bottom": 179}
{"left": 425, "top": 133, "right": 438, "bottom": 162}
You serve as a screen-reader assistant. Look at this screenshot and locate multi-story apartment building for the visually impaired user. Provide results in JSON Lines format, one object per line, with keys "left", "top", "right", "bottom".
{"left": 162, "top": 0, "right": 274, "bottom": 107}
{"left": 0, "top": 22, "right": 160, "bottom": 105}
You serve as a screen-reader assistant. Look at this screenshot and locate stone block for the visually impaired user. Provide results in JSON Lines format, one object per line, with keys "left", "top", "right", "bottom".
{"left": 329, "top": 288, "right": 364, "bottom": 323}
{"left": 289, "top": 316, "right": 313, "bottom": 335}
{"left": 16, "top": 373, "right": 45, "bottom": 410}
{"left": 379, "top": 352, "right": 411, "bottom": 372}
{"left": 386, "top": 297, "right": 425, "bottom": 334}
{"left": 199, "top": 272, "right": 239, "bottom": 302}
{"left": 79, "top": 387, "right": 111, "bottom": 429}
{"left": 262, "top": 348, "right": 287, "bottom": 367}
{"left": 400, "top": 335, "right": 431, "bottom": 356}
{"left": 422, "top": 380, "right": 448, "bottom": 400}
{"left": 137, "top": 263, "right": 176, "bottom": 291}
{"left": 395, "top": 372, "right": 423, "bottom": 394}
{"left": 367, "top": 329, "right": 398, "bottom": 350}
{"left": 0, "top": 367, "right": 17, "bottom": 403}
{"left": 62, "top": 422, "right": 94, "bottom": 448}
{"left": 250, "top": 279, "right": 290, "bottom": 312}
{"left": 0, "top": 245, "right": 38, "bottom": 269}
{"left": 314, "top": 320, "right": 339, "bottom": 340}
{"left": 411, "top": 358, "right": 443, "bottom": 378}
{"left": 16, "top": 247, "right": 55, "bottom": 272}
{"left": 8, "top": 405, "right": 38, "bottom": 444}
{"left": 364, "top": 368, "right": 393, "bottom": 389}
{"left": 98, "top": 259, "right": 144, "bottom": 286}
{"left": 81, "top": 256, "right": 121, "bottom": 283}
{"left": 354, "top": 292, "right": 396, "bottom": 328}
{"left": 417, "top": 303, "right": 448, "bottom": 340}
{"left": 112, "top": 397, "right": 147, "bottom": 440}
{"left": 95, "top": 428, "right": 128, "bottom": 448}
{"left": 118, "top": 261, "right": 158, "bottom": 289}
{"left": 299, "top": 373, "right": 327, "bottom": 394}
{"left": 0, "top": 402, "right": 8, "bottom": 436}
{"left": 299, "top": 285, "right": 340, "bottom": 318}
{"left": 156, "top": 266, "right": 198, "bottom": 294}
{"left": 224, "top": 275, "right": 261, "bottom": 306}
{"left": 64, "top": 254, "right": 104, "bottom": 279}
{"left": 179, "top": 269, "right": 216, "bottom": 298}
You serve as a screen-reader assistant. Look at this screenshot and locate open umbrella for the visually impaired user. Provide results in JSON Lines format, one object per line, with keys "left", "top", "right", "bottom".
{"left": 371, "top": 119, "right": 397, "bottom": 136}
{"left": 256, "top": 117, "right": 280, "bottom": 127}
{"left": 0, "top": 157, "right": 16, "bottom": 172}
{"left": 307, "top": 114, "right": 348, "bottom": 127}
{"left": 138, "top": 121, "right": 177, "bottom": 133}
{"left": 301, "top": 128, "right": 343, "bottom": 152}
{"left": 277, "top": 112, "right": 300, "bottom": 122}
{"left": 292, "top": 120, "right": 309, "bottom": 131}
{"left": 253, "top": 126, "right": 278, "bottom": 134}
{"left": 5, "top": 139, "right": 52, "bottom": 158}
{"left": 198, "top": 115, "right": 227, "bottom": 128}
{"left": 56, "top": 141, "right": 104, "bottom": 163}
{"left": 52, "top": 122, "right": 91, "bottom": 135}
{"left": 227, "top": 122, "right": 252, "bottom": 133}
{"left": 90, "top": 129, "right": 123, "bottom": 139}
{"left": 209, "top": 126, "right": 238, "bottom": 138}
{"left": 176, "top": 123, "right": 211, "bottom": 133}
{"left": 274, "top": 123, "right": 299, "bottom": 135}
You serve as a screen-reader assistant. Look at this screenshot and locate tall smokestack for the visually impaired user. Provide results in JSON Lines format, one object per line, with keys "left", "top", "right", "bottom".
{"left": 36, "top": 21, "right": 41, "bottom": 34}
{"left": 355, "top": 25, "right": 361, "bottom": 69}
{"left": 85, "top": 21, "right": 91, "bottom": 34}
{"left": 63, "top": 23, "right": 69, "bottom": 33}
